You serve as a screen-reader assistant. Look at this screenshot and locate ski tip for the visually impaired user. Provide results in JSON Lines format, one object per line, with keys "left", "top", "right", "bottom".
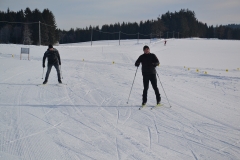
{"left": 139, "top": 105, "right": 146, "bottom": 110}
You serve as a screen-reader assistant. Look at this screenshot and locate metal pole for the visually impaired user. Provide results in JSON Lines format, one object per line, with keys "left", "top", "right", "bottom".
{"left": 60, "top": 65, "right": 63, "bottom": 79}
{"left": 39, "top": 21, "right": 41, "bottom": 46}
{"left": 42, "top": 68, "right": 44, "bottom": 79}
{"left": 167, "top": 32, "right": 168, "bottom": 39}
{"left": 156, "top": 73, "right": 172, "bottom": 107}
{"left": 119, "top": 31, "right": 121, "bottom": 45}
{"left": 91, "top": 28, "right": 93, "bottom": 46}
{"left": 138, "top": 32, "right": 139, "bottom": 44}
{"left": 150, "top": 33, "right": 152, "bottom": 43}
{"left": 127, "top": 67, "right": 138, "bottom": 104}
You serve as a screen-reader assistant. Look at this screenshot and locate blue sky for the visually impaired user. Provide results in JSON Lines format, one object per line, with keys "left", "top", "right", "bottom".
{"left": 0, "top": 0, "right": 239, "bottom": 30}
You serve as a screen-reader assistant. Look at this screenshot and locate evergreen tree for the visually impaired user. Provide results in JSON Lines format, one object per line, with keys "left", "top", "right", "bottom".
{"left": 42, "top": 9, "right": 58, "bottom": 44}
{"left": 1, "top": 8, "right": 240, "bottom": 44}
{"left": 23, "top": 24, "right": 32, "bottom": 45}
{"left": 0, "top": 25, "right": 12, "bottom": 43}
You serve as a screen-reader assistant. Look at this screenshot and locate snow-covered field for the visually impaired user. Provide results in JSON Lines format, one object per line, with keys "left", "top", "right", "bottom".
{"left": 0, "top": 39, "right": 240, "bottom": 160}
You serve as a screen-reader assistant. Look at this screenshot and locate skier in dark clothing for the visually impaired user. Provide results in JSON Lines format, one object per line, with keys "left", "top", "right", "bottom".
{"left": 135, "top": 45, "right": 161, "bottom": 106}
{"left": 42, "top": 44, "right": 62, "bottom": 84}
{"left": 164, "top": 40, "right": 167, "bottom": 46}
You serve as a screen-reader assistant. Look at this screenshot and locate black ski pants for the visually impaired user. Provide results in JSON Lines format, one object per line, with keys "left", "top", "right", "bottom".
{"left": 142, "top": 74, "right": 161, "bottom": 103}
{"left": 45, "top": 63, "right": 61, "bottom": 81}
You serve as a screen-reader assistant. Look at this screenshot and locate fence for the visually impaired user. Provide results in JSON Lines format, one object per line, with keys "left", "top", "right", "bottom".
{"left": 0, "top": 21, "right": 55, "bottom": 45}
{"left": 1, "top": 20, "right": 181, "bottom": 46}
{"left": 90, "top": 29, "right": 181, "bottom": 46}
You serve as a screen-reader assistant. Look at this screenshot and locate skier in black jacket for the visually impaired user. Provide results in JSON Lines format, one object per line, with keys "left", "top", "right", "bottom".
{"left": 42, "top": 45, "right": 62, "bottom": 84}
{"left": 135, "top": 45, "right": 161, "bottom": 106}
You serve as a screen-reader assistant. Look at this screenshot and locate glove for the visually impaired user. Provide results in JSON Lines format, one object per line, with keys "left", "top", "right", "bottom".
{"left": 135, "top": 63, "right": 140, "bottom": 67}
{"left": 59, "top": 62, "right": 61, "bottom": 65}
{"left": 152, "top": 63, "right": 159, "bottom": 67}
{"left": 43, "top": 64, "right": 45, "bottom": 68}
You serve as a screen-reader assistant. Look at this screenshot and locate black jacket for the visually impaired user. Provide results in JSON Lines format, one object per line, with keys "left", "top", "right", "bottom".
{"left": 135, "top": 53, "right": 159, "bottom": 75}
{"left": 43, "top": 48, "right": 61, "bottom": 66}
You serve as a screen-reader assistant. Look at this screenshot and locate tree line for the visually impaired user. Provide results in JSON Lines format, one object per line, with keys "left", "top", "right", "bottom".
{"left": 59, "top": 9, "right": 240, "bottom": 44}
{"left": 0, "top": 8, "right": 58, "bottom": 45}
{"left": 0, "top": 8, "right": 239, "bottom": 45}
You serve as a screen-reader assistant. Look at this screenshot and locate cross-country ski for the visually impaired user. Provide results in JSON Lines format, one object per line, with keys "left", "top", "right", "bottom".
{"left": 151, "top": 103, "right": 164, "bottom": 110}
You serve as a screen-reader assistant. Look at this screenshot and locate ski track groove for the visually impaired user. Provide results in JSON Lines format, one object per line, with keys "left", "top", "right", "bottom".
{"left": 173, "top": 101, "right": 240, "bottom": 132}
{"left": 116, "top": 108, "right": 119, "bottom": 125}
{"left": 0, "top": 71, "right": 28, "bottom": 83}
{"left": 115, "top": 137, "right": 120, "bottom": 160}
{"left": 152, "top": 112, "right": 160, "bottom": 143}
{"left": 178, "top": 120, "right": 199, "bottom": 160}
{"left": 155, "top": 71, "right": 240, "bottom": 158}
{"left": 148, "top": 127, "right": 152, "bottom": 149}
{"left": 60, "top": 81, "right": 116, "bottom": 156}
{"left": 164, "top": 106, "right": 239, "bottom": 157}
{"left": 23, "top": 110, "right": 95, "bottom": 147}
{"left": 67, "top": 86, "right": 91, "bottom": 103}
{"left": 122, "top": 108, "right": 226, "bottom": 157}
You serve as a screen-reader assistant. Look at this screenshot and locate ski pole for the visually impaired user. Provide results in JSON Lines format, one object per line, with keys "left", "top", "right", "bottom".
{"left": 60, "top": 65, "right": 63, "bottom": 79}
{"left": 42, "top": 68, "right": 44, "bottom": 79}
{"left": 156, "top": 72, "right": 172, "bottom": 108}
{"left": 127, "top": 67, "right": 138, "bottom": 104}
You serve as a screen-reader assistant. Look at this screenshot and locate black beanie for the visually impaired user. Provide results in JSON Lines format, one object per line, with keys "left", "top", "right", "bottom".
{"left": 48, "top": 44, "right": 53, "bottom": 49}
{"left": 143, "top": 45, "right": 149, "bottom": 50}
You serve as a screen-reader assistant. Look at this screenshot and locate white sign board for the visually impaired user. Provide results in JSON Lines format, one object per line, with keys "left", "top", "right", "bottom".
{"left": 20, "top": 48, "right": 30, "bottom": 60}
{"left": 21, "top": 48, "right": 30, "bottom": 54}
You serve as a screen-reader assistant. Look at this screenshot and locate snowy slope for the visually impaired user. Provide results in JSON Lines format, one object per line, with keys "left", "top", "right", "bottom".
{"left": 0, "top": 39, "right": 240, "bottom": 160}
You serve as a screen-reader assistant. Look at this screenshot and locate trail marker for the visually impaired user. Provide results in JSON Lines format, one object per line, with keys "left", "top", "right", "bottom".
{"left": 20, "top": 48, "right": 30, "bottom": 60}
